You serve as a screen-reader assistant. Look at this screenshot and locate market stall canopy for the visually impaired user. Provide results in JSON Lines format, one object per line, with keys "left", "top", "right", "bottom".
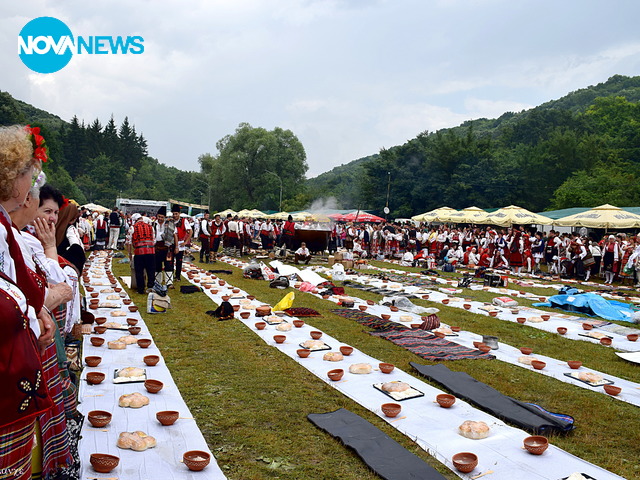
{"left": 291, "top": 211, "right": 313, "bottom": 221}
{"left": 554, "top": 204, "right": 640, "bottom": 229}
{"left": 482, "top": 205, "right": 553, "bottom": 226}
{"left": 437, "top": 206, "right": 488, "bottom": 223}
{"left": 270, "top": 211, "right": 290, "bottom": 220}
{"left": 306, "top": 212, "right": 332, "bottom": 222}
{"left": 411, "top": 207, "right": 456, "bottom": 223}
{"left": 82, "top": 203, "right": 110, "bottom": 213}
{"left": 328, "top": 213, "right": 348, "bottom": 222}
{"left": 215, "top": 208, "right": 237, "bottom": 217}
{"left": 343, "top": 211, "right": 385, "bottom": 223}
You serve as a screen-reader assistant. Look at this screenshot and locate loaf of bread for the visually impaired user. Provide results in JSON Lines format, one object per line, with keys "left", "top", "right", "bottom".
{"left": 117, "top": 431, "right": 157, "bottom": 451}
{"left": 349, "top": 363, "right": 372, "bottom": 374}
{"left": 117, "top": 335, "right": 138, "bottom": 345}
{"left": 381, "top": 381, "right": 409, "bottom": 393}
{"left": 458, "top": 420, "right": 490, "bottom": 439}
{"left": 118, "top": 392, "right": 149, "bottom": 408}
{"left": 276, "top": 322, "right": 292, "bottom": 332}
{"left": 118, "top": 367, "right": 145, "bottom": 378}
{"left": 323, "top": 352, "right": 343, "bottom": 362}
{"left": 108, "top": 341, "right": 126, "bottom": 350}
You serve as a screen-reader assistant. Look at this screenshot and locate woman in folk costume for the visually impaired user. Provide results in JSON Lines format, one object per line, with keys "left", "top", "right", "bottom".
{"left": 602, "top": 235, "right": 620, "bottom": 284}
{"left": 259, "top": 218, "right": 274, "bottom": 252}
{"left": 435, "top": 226, "right": 448, "bottom": 255}
{"left": 93, "top": 211, "right": 108, "bottom": 250}
{"left": 507, "top": 228, "right": 524, "bottom": 274}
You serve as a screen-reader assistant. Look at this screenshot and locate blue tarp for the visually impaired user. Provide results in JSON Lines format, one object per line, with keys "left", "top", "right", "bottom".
{"left": 533, "top": 292, "right": 636, "bottom": 322}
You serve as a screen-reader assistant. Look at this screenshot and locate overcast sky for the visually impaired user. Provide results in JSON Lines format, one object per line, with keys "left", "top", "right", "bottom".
{"left": 3, "top": 0, "right": 640, "bottom": 177}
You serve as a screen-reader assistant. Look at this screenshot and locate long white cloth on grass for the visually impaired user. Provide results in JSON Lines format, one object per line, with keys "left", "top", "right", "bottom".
{"left": 78, "top": 254, "right": 227, "bottom": 479}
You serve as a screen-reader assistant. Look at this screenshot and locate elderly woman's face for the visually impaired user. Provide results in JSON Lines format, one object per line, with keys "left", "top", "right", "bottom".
{"left": 6, "top": 166, "right": 35, "bottom": 212}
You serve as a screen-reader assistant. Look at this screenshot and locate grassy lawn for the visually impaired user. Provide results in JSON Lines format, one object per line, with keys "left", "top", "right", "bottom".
{"left": 113, "top": 257, "right": 640, "bottom": 480}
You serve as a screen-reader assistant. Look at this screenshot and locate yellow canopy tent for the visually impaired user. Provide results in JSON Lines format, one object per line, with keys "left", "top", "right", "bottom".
{"left": 215, "top": 208, "right": 237, "bottom": 217}
{"left": 554, "top": 204, "right": 640, "bottom": 229}
{"left": 483, "top": 205, "right": 553, "bottom": 227}
{"left": 271, "top": 211, "right": 291, "bottom": 220}
{"left": 411, "top": 206, "right": 457, "bottom": 222}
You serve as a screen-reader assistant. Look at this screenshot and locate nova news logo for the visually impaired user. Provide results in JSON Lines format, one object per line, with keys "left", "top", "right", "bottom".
{"left": 18, "top": 16, "right": 144, "bottom": 74}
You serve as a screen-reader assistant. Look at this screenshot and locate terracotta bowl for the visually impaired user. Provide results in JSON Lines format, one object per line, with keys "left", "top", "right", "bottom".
{"left": 123, "top": 299, "right": 132, "bottom": 305}
{"left": 240, "top": 312, "right": 250, "bottom": 319}
{"left": 183, "top": 450, "right": 211, "bottom": 471}
{"left": 510, "top": 308, "right": 520, "bottom": 315}
{"left": 144, "top": 355, "right": 160, "bottom": 366}
{"left": 452, "top": 452, "right": 478, "bottom": 473}
{"left": 218, "top": 280, "right": 226, "bottom": 286}
{"left": 436, "top": 393, "right": 456, "bottom": 408}
{"left": 433, "top": 331, "right": 446, "bottom": 339}
{"left": 255, "top": 322, "right": 266, "bottom": 330}
{"left": 90, "top": 292, "right": 99, "bottom": 298}
{"left": 539, "top": 297, "right": 546, "bottom": 302}
{"left": 367, "top": 299, "right": 375, "bottom": 305}
{"left": 524, "top": 435, "right": 549, "bottom": 455}
{"left": 451, "top": 326, "right": 461, "bottom": 332}
{"left": 358, "top": 305, "right": 368, "bottom": 312}
{"left": 463, "top": 304, "right": 471, "bottom": 310}
{"left": 221, "top": 295, "right": 230, "bottom": 302}
{"left": 94, "top": 326, "right": 107, "bottom": 334}
{"left": 144, "top": 379, "right": 163, "bottom": 394}
{"left": 137, "top": 339, "right": 152, "bottom": 348}
{"left": 232, "top": 288, "right": 240, "bottom": 293}
{"left": 95, "top": 316, "right": 107, "bottom": 325}
{"left": 379, "top": 363, "right": 394, "bottom": 374}
{"left": 310, "top": 331, "right": 323, "bottom": 340}
{"left": 441, "top": 299, "right": 450, "bottom": 305}
{"left": 340, "top": 346, "right": 353, "bottom": 356}
{"left": 479, "top": 345, "right": 492, "bottom": 353}
{"left": 519, "top": 347, "right": 533, "bottom": 355}
{"left": 516, "top": 317, "right": 526, "bottom": 324}
{"left": 247, "top": 295, "right": 256, "bottom": 300}
{"left": 210, "top": 289, "right": 218, "bottom": 295}
{"left": 128, "top": 305, "right": 138, "bottom": 312}
{"left": 232, "top": 305, "right": 240, "bottom": 312}
{"left": 90, "top": 337, "right": 105, "bottom": 347}
{"left": 297, "top": 349, "right": 311, "bottom": 358}
{"left": 256, "top": 306, "right": 271, "bottom": 316}
{"left": 410, "top": 323, "right": 422, "bottom": 329}
{"left": 87, "top": 410, "right": 112, "bottom": 428}
{"left": 322, "top": 295, "right": 330, "bottom": 299}
{"left": 293, "top": 319, "right": 305, "bottom": 328}
{"left": 273, "top": 335, "right": 286, "bottom": 344}
{"left": 89, "top": 299, "right": 99, "bottom": 305}
{"left": 531, "top": 360, "right": 546, "bottom": 370}
{"left": 128, "top": 326, "right": 141, "bottom": 335}
{"left": 85, "top": 356, "right": 102, "bottom": 367}
{"left": 381, "top": 403, "right": 401, "bottom": 418}
{"left": 488, "top": 311, "right": 498, "bottom": 317}
{"left": 86, "top": 372, "right": 105, "bottom": 385}
{"left": 473, "top": 341, "right": 484, "bottom": 349}
{"left": 604, "top": 384, "right": 621, "bottom": 396}
{"left": 600, "top": 337, "right": 612, "bottom": 346}
{"left": 422, "top": 294, "right": 430, "bottom": 300}
{"left": 381, "top": 314, "right": 391, "bottom": 320}
{"left": 156, "top": 410, "right": 179, "bottom": 426}
{"left": 90, "top": 453, "right": 119, "bottom": 473}
{"left": 327, "top": 369, "right": 344, "bottom": 381}
{"left": 114, "top": 287, "right": 122, "bottom": 293}
{"left": 85, "top": 286, "right": 94, "bottom": 292}
{"left": 582, "top": 323, "right": 593, "bottom": 330}
{"left": 627, "top": 334, "right": 639, "bottom": 342}
{"left": 567, "top": 361, "right": 582, "bottom": 369}
{"left": 557, "top": 327, "right": 567, "bottom": 335}
{"left": 127, "top": 318, "right": 138, "bottom": 326}
{"left": 390, "top": 306, "right": 399, "bottom": 312}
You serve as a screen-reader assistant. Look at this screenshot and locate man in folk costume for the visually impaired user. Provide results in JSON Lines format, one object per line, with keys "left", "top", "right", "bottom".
{"left": 222, "top": 213, "right": 233, "bottom": 256}
{"left": 171, "top": 205, "right": 191, "bottom": 281}
{"left": 226, "top": 215, "right": 241, "bottom": 257}
{"left": 209, "top": 214, "right": 226, "bottom": 262}
{"left": 281, "top": 215, "right": 296, "bottom": 257}
{"left": 107, "top": 206, "right": 121, "bottom": 250}
{"left": 131, "top": 213, "right": 156, "bottom": 294}
{"left": 153, "top": 205, "right": 177, "bottom": 288}
{"left": 198, "top": 210, "right": 211, "bottom": 263}
{"left": 242, "top": 217, "right": 252, "bottom": 256}
{"left": 259, "top": 218, "right": 275, "bottom": 252}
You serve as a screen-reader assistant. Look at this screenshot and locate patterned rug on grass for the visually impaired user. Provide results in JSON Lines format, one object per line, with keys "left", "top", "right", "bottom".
{"left": 370, "top": 329, "right": 495, "bottom": 361}
{"left": 331, "top": 308, "right": 408, "bottom": 332}
{"left": 284, "top": 307, "right": 321, "bottom": 317}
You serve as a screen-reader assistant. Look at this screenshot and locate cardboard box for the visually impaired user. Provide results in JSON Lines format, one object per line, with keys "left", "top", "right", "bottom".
{"left": 328, "top": 255, "right": 335, "bottom": 266}
{"left": 334, "top": 252, "right": 344, "bottom": 261}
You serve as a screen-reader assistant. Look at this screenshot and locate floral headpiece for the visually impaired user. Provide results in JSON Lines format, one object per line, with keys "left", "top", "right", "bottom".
{"left": 25, "top": 125, "right": 48, "bottom": 163}
{"left": 60, "top": 195, "right": 70, "bottom": 210}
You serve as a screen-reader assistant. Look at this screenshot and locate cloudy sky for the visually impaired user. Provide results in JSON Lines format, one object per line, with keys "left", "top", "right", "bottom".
{"left": 3, "top": 0, "right": 640, "bottom": 177}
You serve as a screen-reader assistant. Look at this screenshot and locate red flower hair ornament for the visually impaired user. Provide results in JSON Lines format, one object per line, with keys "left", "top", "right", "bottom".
{"left": 25, "top": 125, "right": 48, "bottom": 163}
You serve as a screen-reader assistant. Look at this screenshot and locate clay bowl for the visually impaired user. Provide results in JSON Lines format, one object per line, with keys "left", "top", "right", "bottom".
{"left": 85, "top": 286, "right": 94, "bottom": 292}
{"left": 473, "top": 341, "right": 485, "bottom": 349}
{"left": 627, "top": 334, "right": 639, "bottom": 342}
{"left": 541, "top": 314, "right": 551, "bottom": 321}
{"left": 516, "top": 317, "right": 526, "bottom": 324}
{"left": 297, "top": 349, "right": 311, "bottom": 358}
{"left": 322, "top": 295, "right": 330, "bottom": 299}
{"left": 90, "top": 292, "right": 99, "bottom": 298}
{"left": 381, "top": 314, "right": 391, "bottom": 320}
{"left": 247, "top": 295, "right": 256, "bottom": 301}
{"left": 90, "top": 337, "right": 105, "bottom": 347}
{"left": 218, "top": 280, "right": 226, "bottom": 286}
{"left": 123, "top": 299, "right": 132, "bottom": 305}
{"left": 600, "top": 337, "right": 612, "bottom": 346}
{"left": 488, "top": 310, "right": 498, "bottom": 317}
{"left": 232, "top": 305, "right": 240, "bottom": 312}
{"left": 379, "top": 363, "right": 395, "bottom": 374}
{"left": 434, "top": 331, "right": 446, "bottom": 339}
{"left": 523, "top": 435, "right": 549, "bottom": 455}
{"left": 255, "top": 322, "right": 266, "bottom": 330}
{"left": 137, "top": 339, "right": 152, "bottom": 348}
{"left": 422, "top": 294, "right": 430, "bottom": 300}
{"left": 452, "top": 452, "right": 478, "bottom": 473}
{"left": 86, "top": 372, "right": 105, "bottom": 385}
{"left": 557, "top": 327, "right": 567, "bottom": 335}
{"left": 128, "top": 305, "right": 139, "bottom": 312}
{"left": 87, "top": 410, "right": 112, "bottom": 428}
{"left": 441, "top": 299, "right": 450, "bottom": 305}
{"left": 531, "top": 360, "right": 546, "bottom": 370}
{"left": 144, "top": 379, "right": 164, "bottom": 394}
{"left": 381, "top": 402, "right": 401, "bottom": 418}
{"left": 479, "top": 345, "right": 492, "bottom": 353}
{"left": 221, "top": 295, "right": 230, "bottom": 302}
{"left": 390, "top": 306, "right": 399, "bottom": 312}
{"left": 582, "top": 323, "right": 593, "bottom": 330}
{"left": 156, "top": 410, "right": 179, "bottom": 426}
{"left": 144, "top": 355, "right": 160, "bottom": 366}
{"left": 273, "top": 335, "right": 286, "bottom": 344}
{"left": 128, "top": 326, "right": 141, "bottom": 335}
{"left": 367, "top": 299, "right": 375, "bottom": 306}
{"left": 327, "top": 369, "right": 344, "bottom": 381}
{"left": 90, "top": 453, "right": 119, "bottom": 473}
{"left": 604, "top": 384, "right": 622, "bottom": 396}
{"left": 519, "top": 347, "right": 533, "bottom": 355}
{"left": 567, "top": 360, "right": 582, "bottom": 369}
{"left": 232, "top": 288, "right": 240, "bottom": 293}
{"left": 510, "top": 308, "right": 520, "bottom": 315}
{"left": 210, "top": 289, "right": 218, "bottom": 295}
{"left": 127, "top": 318, "right": 138, "bottom": 326}
{"left": 463, "top": 303, "right": 471, "bottom": 310}
{"left": 94, "top": 326, "right": 107, "bottom": 334}
{"left": 114, "top": 287, "right": 122, "bottom": 293}
{"left": 358, "top": 305, "right": 368, "bottom": 312}
{"left": 310, "top": 331, "right": 323, "bottom": 340}
{"left": 85, "top": 356, "right": 102, "bottom": 367}
{"left": 340, "top": 346, "right": 354, "bottom": 356}
{"left": 436, "top": 393, "right": 456, "bottom": 408}
{"left": 451, "top": 326, "right": 461, "bottom": 333}
{"left": 256, "top": 306, "right": 271, "bottom": 316}
{"left": 89, "top": 299, "right": 99, "bottom": 305}
{"left": 293, "top": 319, "right": 305, "bottom": 328}
{"left": 183, "top": 450, "right": 211, "bottom": 471}
{"left": 95, "top": 316, "right": 107, "bottom": 325}
{"left": 410, "top": 323, "right": 422, "bottom": 329}
{"left": 240, "top": 312, "right": 250, "bottom": 319}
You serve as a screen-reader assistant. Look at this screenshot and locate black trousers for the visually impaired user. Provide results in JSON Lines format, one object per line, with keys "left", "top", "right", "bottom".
{"left": 200, "top": 236, "right": 210, "bottom": 260}
{"left": 174, "top": 251, "right": 184, "bottom": 279}
{"left": 155, "top": 249, "right": 174, "bottom": 273}
{"left": 134, "top": 254, "right": 156, "bottom": 293}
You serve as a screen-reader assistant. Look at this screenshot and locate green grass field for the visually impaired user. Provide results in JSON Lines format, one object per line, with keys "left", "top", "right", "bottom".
{"left": 113, "top": 258, "right": 640, "bottom": 480}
